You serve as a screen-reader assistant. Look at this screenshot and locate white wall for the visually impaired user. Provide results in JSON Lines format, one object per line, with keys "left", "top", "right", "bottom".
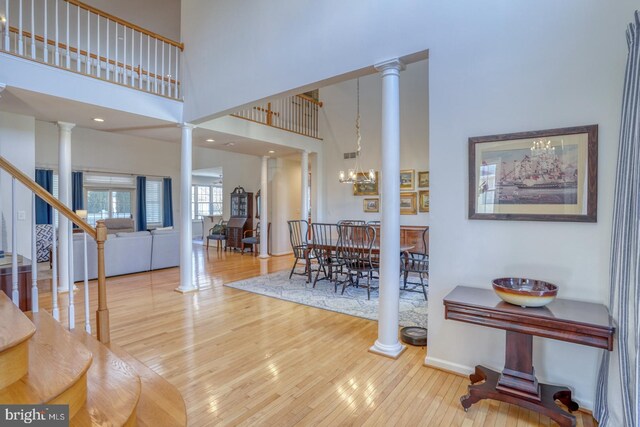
{"left": 0, "top": 112, "right": 35, "bottom": 257}
{"left": 35, "top": 121, "right": 181, "bottom": 227}
{"left": 180, "top": 0, "right": 428, "bottom": 121}
{"left": 319, "top": 60, "right": 428, "bottom": 225}
{"left": 425, "top": 1, "right": 635, "bottom": 410}
{"left": 271, "top": 157, "right": 301, "bottom": 255}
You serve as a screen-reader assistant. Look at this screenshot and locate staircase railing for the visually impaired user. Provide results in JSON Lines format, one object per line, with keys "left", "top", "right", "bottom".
{"left": 0, "top": 155, "right": 110, "bottom": 343}
{"left": 231, "top": 94, "right": 323, "bottom": 139}
{"left": 0, "top": 0, "right": 183, "bottom": 99}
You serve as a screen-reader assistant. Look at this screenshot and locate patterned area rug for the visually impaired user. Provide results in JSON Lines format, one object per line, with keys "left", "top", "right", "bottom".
{"left": 225, "top": 270, "right": 428, "bottom": 328}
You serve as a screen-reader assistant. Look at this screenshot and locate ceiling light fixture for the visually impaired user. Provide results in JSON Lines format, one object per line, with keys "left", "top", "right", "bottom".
{"left": 206, "top": 138, "right": 215, "bottom": 142}
{"left": 268, "top": 150, "right": 275, "bottom": 154}
{"left": 93, "top": 117, "right": 105, "bottom": 122}
{"left": 338, "top": 78, "right": 375, "bottom": 184}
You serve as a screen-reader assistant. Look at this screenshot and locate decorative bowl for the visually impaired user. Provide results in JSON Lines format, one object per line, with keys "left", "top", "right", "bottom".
{"left": 492, "top": 277, "right": 558, "bottom": 308}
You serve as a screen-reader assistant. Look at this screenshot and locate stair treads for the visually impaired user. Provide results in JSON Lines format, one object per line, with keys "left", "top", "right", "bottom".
{"left": 70, "top": 329, "right": 141, "bottom": 427}
{"left": 0, "top": 292, "right": 35, "bottom": 352}
{"left": 108, "top": 343, "right": 187, "bottom": 427}
{"left": 0, "top": 311, "right": 92, "bottom": 419}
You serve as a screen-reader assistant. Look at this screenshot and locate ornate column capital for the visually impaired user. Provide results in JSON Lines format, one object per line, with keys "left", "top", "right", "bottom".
{"left": 374, "top": 58, "right": 406, "bottom": 76}
{"left": 57, "top": 122, "right": 76, "bottom": 132}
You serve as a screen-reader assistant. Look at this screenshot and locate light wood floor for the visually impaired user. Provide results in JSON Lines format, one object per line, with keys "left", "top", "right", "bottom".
{"left": 37, "top": 244, "right": 596, "bottom": 426}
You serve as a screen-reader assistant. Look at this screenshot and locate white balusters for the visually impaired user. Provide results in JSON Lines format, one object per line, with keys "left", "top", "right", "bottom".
{"left": 131, "top": 26, "right": 135, "bottom": 87}
{"left": 11, "top": 178, "right": 18, "bottom": 306}
{"left": 65, "top": 1, "right": 70, "bottom": 68}
{"left": 3, "top": 0, "right": 10, "bottom": 51}
{"left": 96, "top": 14, "right": 100, "bottom": 78}
{"left": 75, "top": 3, "right": 80, "bottom": 71}
{"left": 105, "top": 18, "right": 109, "bottom": 80}
{"left": 54, "top": 0, "right": 59, "bottom": 65}
{"left": 154, "top": 37, "right": 158, "bottom": 93}
{"left": 114, "top": 22, "right": 118, "bottom": 82}
{"left": 82, "top": 231, "right": 90, "bottom": 333}
{"left": 167, "top": 45, "right": 172, "bottom": 97}
{"left": 146, "top": 33, "right": 150, "bottom": 91}
{"left": 30, "top": 194, "right": 38, "bottom": 312}
{"left": 67, "top": 225, "right": 74, "bottom": 330}
{"left": 43, "top": 0, "right": 49, "bottom": 62}
{"left": 17, "top": 0, "right": 23, "bottom": 55}
{"left": 30, "top": 0, "right": 35, "bottom": 58}
{"left": 138, "top": 31, "right": 142, "bottom": 89}
{"left": 51, "top": 212, "right": 59, "bottom": 320}
{"left": 85, "top": 7, "right": 90, "bottom": 74}
{"left": 174, "top": 44, "right": 179, "bottom": 98}
{"left": 161, "top": 41, "right": 165, "bottom": 95}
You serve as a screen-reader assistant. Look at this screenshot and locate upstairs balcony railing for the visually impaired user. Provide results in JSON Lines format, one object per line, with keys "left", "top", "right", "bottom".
{"left": 232, "top": 94, "right": 323, "bottom": 139}
{"left": 0, "top": 0, "right": 183, "bottom": 99}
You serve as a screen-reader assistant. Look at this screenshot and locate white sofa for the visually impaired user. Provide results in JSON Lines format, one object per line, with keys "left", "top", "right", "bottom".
{"left": 73, "top": 229, "right": 179, "bottom": 281}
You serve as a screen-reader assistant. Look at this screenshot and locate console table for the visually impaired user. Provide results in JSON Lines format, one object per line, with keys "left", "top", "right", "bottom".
{"left": 444, "top": 286, "right": 614, "bottom": 427}
{"left": 0, "top": 255, "right": 32, "bottom": 312}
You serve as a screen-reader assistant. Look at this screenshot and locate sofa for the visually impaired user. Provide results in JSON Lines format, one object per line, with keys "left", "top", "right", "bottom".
{"left": 103, "top": 218, "right": 135, "bottom": 234}
{"left": 73, "top": 229, "right": 179, "bottom": 281}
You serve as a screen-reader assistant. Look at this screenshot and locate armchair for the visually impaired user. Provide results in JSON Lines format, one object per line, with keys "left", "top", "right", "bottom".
{"left": 206, "top": 220, "right": 228, "bottom": 251}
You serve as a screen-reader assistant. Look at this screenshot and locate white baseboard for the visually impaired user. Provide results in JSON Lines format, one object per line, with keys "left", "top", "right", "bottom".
{"left": 270, "top": 251, "right": 293, "bottom": 256}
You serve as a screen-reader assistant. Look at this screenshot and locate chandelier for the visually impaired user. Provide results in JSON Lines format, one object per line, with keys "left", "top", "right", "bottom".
{"left": 530, "top": 139, "right": 556, "bottom": 157}
{"left": 339, "top": 78, "right": 376, "bottom": 184}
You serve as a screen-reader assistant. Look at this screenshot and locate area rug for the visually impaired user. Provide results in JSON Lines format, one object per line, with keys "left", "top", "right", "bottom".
{"left": 224, "top": 270, "right": 428, "bottom": 328}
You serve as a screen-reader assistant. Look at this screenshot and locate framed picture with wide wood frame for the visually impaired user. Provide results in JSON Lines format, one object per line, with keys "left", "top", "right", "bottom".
{"left": 468, "top": 124, "right": 598, "bottom": 222}
{"left": 363, "top": 198, "right": 379, "bottom": 213}
{"left": 353, "top": 172, "right": 379, "bottom": 196}
{"left": 400, "top": 192, "right": 417, "bottom": 215}
{"left": 419, "top": 190, "right": 430, "bottom": 213}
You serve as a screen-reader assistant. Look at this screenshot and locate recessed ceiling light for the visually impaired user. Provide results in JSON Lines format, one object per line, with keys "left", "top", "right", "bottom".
{"left": 93, "top": 117, "right": 104, "bottom": 122}
{"left": 206, "top": 138, "right": 215, "bottom": 142}
{"left": 268, "top": 150, "right": 275, "bottom": 154}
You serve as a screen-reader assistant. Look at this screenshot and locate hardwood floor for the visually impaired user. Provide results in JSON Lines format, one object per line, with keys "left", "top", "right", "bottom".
{"left": 37, "top": 244, "right": 596, "bottom": 426}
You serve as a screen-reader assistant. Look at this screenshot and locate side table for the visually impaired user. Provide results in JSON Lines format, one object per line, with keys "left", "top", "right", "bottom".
{"left": 444, "top": 286, "right": 614, "bottom": 427}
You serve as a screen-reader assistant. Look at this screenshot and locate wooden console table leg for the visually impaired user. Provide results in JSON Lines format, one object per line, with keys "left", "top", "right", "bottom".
{"left": 496, "top": 331, "right": 540, "bottom": 401}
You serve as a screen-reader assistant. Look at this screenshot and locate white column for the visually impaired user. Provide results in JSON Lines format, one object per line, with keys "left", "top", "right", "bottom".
{"left": 176, "top": 123, "right": 197, "bottom": 293}
{"left": 300, "top": 150, "right": 309, "bottom": 222}
{"left": 370, "top": 58, "right": 406, "bottom": 359}
{"left": 57, "top": 122, "right": 75, "bottom": 293}
{"left": 259, "top": 156, "right": 269, "bottom": 258}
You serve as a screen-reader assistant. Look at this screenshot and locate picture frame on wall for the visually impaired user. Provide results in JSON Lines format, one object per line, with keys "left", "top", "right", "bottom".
{"left": 400, "top": 169, "right": 415, "bottom": 191}
{"left": 468, "top": 124, "right": 598, "bottom": 222}
{"left": 353, "top": 172, "right": 379, "bottom": 196}
{"left": 419, "top": 190, "right": 430, "bottom": 213}
{"left": 363, "top": 198, "right": 379, "bottom": 213}
{"left": 400, "top": 192, "right": 417, "bottom": 215}
{"left": 418, "top": 171, "right": 429, "bottom": 188}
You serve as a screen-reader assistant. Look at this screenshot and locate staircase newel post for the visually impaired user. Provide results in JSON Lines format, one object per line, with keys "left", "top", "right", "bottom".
{"left": 95, "top": 220, "right": 110, "bottom": 344}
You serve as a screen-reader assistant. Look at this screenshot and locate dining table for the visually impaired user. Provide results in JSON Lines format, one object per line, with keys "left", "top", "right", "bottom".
{"left": 304, "top": 243, "right": 415, "bottom": 283}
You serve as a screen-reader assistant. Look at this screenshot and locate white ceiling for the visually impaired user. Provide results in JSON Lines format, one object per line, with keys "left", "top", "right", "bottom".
{"left": 0, "top": 85, "right": 302, "bottom": 158}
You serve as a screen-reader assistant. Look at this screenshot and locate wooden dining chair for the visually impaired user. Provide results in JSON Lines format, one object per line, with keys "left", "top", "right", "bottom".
{"left": 336, "top": 224, "right": 378, "bottom": 299}
{"left": 400, "top": 227, "right": 429, "bottom": 300}
{"left": 287, "top": 220, "right": 315, "bottom": 280}
{"left": 311, "top": 222, "right": 345, "bottom": 290}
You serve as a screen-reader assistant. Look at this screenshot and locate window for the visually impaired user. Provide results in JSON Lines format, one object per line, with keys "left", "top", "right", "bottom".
{"left": 145, "top": 179, "right": 163, "bottom": 226}
{"left": 191, "top": 184, "right": 223, "bottom": 220}
{"left": 84, "top": 173, "right": 135, "bottom": 226}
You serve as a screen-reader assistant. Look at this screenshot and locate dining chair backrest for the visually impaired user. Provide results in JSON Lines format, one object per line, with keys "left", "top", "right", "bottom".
{"left": 336, "top": 224, "right": 376, "bottom": 269}
{"left": 288, "top": 220, "right": 309, "bottom": 258}
{"left": 311, "top": 222, "right": 340, "bottom": 262}
{"left": 337, "top": 219, "right": 366, "bottom": 226}
{"left": 366, "top": 220, "right": 381, "bottom": 226}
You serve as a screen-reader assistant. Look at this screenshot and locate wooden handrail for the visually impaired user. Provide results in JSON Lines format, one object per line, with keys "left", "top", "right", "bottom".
{"left": 296, "top": 94, "right": 323, "bottom": 107}
{"left": 64, "top": 0, "right": 183, "bottom": 50}
{"left": 8, "top": 26, "right": 179, "bottom": 85}
{"left": 0, "top": 155, "right": 110, "bottom": 344}
{"left": 0, "top": 156, "right": 97, "bottom": 239}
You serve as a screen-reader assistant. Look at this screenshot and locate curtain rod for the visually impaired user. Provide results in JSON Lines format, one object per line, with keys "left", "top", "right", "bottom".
{"left": 35, "top": 164, "right": 171, "bottom": 180}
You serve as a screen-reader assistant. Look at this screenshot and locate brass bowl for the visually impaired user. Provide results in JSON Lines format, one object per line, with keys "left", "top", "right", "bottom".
{"left": 492, "top": 277, "right": 558, "bottom": 308}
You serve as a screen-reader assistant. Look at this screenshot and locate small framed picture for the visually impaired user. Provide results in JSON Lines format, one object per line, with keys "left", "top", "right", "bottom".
{"left": 363, "top": 198, "right": 379, "bottom": 213}
{"left": 400, "top": 192, "right": 417, "bottom": 215}
{"left": 418, "top": 171, "right": 430, "bottom": 188}
{"left": 419, "top": 190, "right": 430, "bottom": 213}
{"left": 400, "top": 169, "right": 415, "bottom": 191}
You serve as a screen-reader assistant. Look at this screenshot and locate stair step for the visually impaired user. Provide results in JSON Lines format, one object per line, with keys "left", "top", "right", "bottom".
{"left": 70, "top": 329, "right": 141, "bottom": 427}
{"left": 0, "top": 311, "right": 93, "bottom": 419}
{"left": 108, "top": 344, "right": 187, "bottom": 427}
{"left": 0, "top": 292, "right": 36, "bottom": 389}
